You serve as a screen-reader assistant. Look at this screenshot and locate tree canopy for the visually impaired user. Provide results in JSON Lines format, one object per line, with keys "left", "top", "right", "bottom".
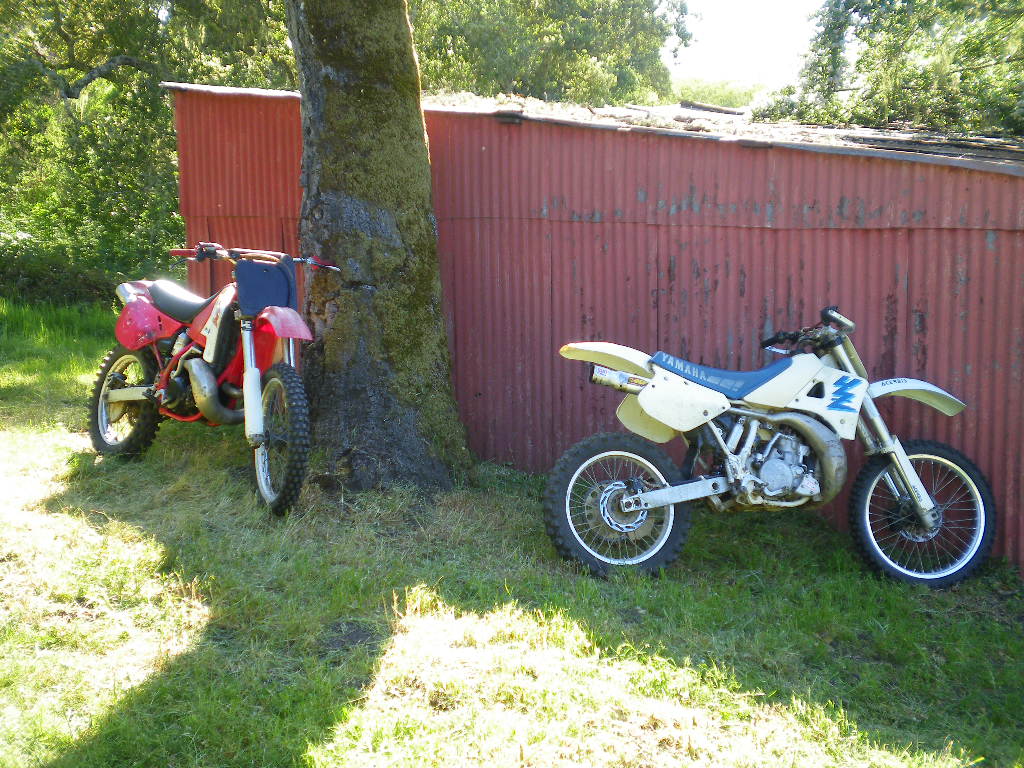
{"left": 755, "top": 0, "right": 1024, "bottom": 134}
{"left": 410, "top": 0, "right": 689, "bottom": 105}
{"left": 0, "top": 0, "right": 295, "bottom": 297}
{"left": 0, "top": 0, "right": 689, "bottom": 298}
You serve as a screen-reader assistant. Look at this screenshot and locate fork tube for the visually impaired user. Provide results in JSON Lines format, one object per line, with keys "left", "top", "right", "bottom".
{"left": 240, "top": 320, "right": 265, "bottom": 445}
{"left": 285, "top": 339, "right": 296, "bottom": 367}
{"left": 840, "top": 336, "right": 870, "bottom": 379}
{"left": 833, "top": 343, "right": 937, "bottom": 524}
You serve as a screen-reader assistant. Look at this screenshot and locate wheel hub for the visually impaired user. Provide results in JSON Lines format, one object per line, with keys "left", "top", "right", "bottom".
{"left": 889, "top": 499, "right": 942, "bottom": 542}
{"left": 598, "top": 480, "right": 649, "bottom": 533}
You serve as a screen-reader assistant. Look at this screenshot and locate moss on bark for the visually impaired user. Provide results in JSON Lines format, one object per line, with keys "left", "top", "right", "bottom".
{"left": 285, "top": 0, "right": 470, "bottom": 489}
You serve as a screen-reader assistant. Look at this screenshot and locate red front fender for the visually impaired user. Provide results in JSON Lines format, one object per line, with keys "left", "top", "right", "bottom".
{"left": 254, "top": 306, "right": 313, "bottom": 340}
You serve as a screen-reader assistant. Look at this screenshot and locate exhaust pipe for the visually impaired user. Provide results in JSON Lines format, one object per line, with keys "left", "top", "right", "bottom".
{"left": 591, "top": 365, "right": 650, "bottom": 394}
{"left": 184, "top": 358, "right": 245, "bottom": 425}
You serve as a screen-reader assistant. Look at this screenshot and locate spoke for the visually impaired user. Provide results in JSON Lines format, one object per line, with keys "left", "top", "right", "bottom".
{"left": 894, "top": 535, "right": 912, "bottom": 566}
{"left": 873, "top": 529, "right": 908, "bottom": 546}
{"left": 926, "top": 466, "right": 958, "bottom": 498}
{"left": 941, "top": 489, "right": 974, "bottom": 506}
{"left": 936, "top": 536, "right": 964, "bottom": 565}
{"left": 943, "top": 526, "right": 974, "bottom": 550}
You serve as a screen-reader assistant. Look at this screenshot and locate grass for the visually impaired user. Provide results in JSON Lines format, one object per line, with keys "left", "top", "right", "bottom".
{"left": 0, "top": 298, "right": 1022, "bottom": 767}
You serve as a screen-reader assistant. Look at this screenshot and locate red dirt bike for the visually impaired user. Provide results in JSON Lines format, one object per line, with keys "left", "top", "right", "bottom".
{"left": 89, "top": 242, "right": 336, "bottom": 515}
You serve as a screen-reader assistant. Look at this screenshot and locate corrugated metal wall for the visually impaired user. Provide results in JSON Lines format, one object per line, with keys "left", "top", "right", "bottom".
{"left": 169, "top": 86, "right": 1024, "bottom": 568}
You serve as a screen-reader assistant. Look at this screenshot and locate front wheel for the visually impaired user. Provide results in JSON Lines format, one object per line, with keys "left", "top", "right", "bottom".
{"left": 253, "top": 363, "right": 310, "bottom": 516}
{"left": 849, "top": 440, "right": 995, "bottom": 588}
{"left": 543, "top": 433, "right": 690, "bottom": 576}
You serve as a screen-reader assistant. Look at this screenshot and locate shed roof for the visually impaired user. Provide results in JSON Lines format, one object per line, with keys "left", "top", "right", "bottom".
{"left": 161, "top": 81, "right": 1024, "bottom": 178}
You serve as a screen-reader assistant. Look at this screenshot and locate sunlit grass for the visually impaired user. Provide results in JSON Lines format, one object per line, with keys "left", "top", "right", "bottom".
{"left": 0, "top": 296, "right": 116, "bottom": 428}
{"left": 307, "top": 587, "right": 969, "bottom": 767}
{"left": 0, "top": 299, "right": 1022, "bottom": 767}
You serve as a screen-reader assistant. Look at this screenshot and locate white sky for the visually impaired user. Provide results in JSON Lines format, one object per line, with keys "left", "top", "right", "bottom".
{"left": 664, "top": 0, "right": 825, "bottom": 90}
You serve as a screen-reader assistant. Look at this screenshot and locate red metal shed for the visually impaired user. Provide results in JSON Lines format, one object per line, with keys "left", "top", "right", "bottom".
{"left": 164, "top": 83, "right": 1024, "bottom": 570}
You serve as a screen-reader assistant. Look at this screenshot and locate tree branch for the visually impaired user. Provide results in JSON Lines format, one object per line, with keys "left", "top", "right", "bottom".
{"left": 29, "top": 54, "right": 157, "bottom": 99}
{"left": 950, "top": 53, "right": 1024, "bottom": 75}
{"left": 50, "top": 2, "right": 82, "bottom": 70}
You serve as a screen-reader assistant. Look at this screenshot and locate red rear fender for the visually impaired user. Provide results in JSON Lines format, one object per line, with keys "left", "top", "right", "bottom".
{"left": 255, "top": 306, "right": 313, "bottom": 341}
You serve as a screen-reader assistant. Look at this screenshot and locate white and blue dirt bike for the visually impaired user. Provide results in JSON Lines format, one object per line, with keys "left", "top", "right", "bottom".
{"left": 544, "top": 306, "right": 995, "bottom": 587}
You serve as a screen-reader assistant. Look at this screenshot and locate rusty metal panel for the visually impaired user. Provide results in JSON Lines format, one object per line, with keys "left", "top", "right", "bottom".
{"left": 546, "top": 221, "right": 662, "bottom": 460}
{"left": 436, "top": 218, "right": 552, "bottom": 465}
{"left": 173, "top": 90, "right": 301, "bottom": 219}
{"left": 171, "top": 91, "right": 1024, "bottom": 568}
{"left": 184, "top": 216, "right": 212, "bottom": 296}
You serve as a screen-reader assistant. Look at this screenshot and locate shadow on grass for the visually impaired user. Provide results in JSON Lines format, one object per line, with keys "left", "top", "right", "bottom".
{"left": 36, "top": 423, "right": 1024, "bottom": 767}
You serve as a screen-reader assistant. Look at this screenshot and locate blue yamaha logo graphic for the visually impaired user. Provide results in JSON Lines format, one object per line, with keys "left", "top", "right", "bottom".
{"left": 827, "top": 376, "right": 861, "bottom": 412}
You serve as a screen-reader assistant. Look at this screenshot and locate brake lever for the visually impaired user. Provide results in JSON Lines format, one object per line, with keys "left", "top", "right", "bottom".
{"left": 295, "top": 256, "right": 342, "bottom": 273}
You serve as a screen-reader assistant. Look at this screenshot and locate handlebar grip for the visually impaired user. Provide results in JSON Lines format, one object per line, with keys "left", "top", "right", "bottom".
{"left": 193, "top": 242, "right": 225, "bottom": 263}
{"left": 821, "top": 306, "right": 856, "bottom": 332}
{"left": 761, "top": 330, "right": 804, "bottom": 348}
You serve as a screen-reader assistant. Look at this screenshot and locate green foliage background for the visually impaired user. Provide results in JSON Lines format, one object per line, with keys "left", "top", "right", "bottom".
{"left": 0, "top": 0, "right": 687, "bottom": 301}
{"left": 755, "top": 0, "right": 1024, "bottom": 134}
{"left": 0, "top": 0, "right": 297, "bottom": 301}
{"left": 5, "top": 0, "right": 1020, "bottom": 301}
{"left": 409, "top": 0, "right": 688, "bottom": 105}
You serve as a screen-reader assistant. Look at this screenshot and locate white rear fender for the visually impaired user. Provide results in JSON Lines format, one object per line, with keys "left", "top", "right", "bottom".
{"left": 867, "top": 378, "right": 966, "bottom": 416}
{"left": 559, "top": 342, "right": 653, "bottom": 377}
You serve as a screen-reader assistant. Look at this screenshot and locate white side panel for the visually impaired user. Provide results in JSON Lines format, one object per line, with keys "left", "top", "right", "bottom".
{"left": 867, "top": 378, "right": 966, "bottom": 416}
{"left": 200, "top": 290, "right": 235, "bottom": 364}
{"left": 559, "top": 342, "right": 653, "bottom": 377}
{"left": 743, "top": 354, "right": 823, "bottom": 407}
{"left": 637, "top": 368, "right": 729, "bottom": 432}
{"left": 785, "top": 366, "right": 868, "bottom": 440}
{"left": 616, "top": 395, "right": 677, "bottom": 443}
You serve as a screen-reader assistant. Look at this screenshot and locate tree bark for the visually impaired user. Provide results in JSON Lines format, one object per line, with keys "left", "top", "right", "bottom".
{"left": 284, "top": 0, "right": 470, "bottom": 490}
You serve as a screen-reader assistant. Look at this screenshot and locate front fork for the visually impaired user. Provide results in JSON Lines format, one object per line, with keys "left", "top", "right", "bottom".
{"left": 833, "top": 343, "right": 939, "bottom": 530}
{"left": 240, "top": 323, "right": 298, "bottom": 448}
{"left": 240, "top": 320, "right": 265, "bottom": 447}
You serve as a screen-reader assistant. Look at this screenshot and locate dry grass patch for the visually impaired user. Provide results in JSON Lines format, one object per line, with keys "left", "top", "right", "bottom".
{"left": 307, "top": 587, "right": 965, "bottom": 768}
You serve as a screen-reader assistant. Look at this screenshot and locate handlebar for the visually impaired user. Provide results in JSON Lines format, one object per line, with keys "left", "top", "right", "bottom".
{"left": 820, "top": 305, "right": 855, "bottom": 332}
{"left": 168, "top": 243, "right": 341, "bottom": 272}
{"left": 761, "top": 306, "right": 856, "bottom": 352}
{"left": 760, "top": 330, "right": 803, "bottom": 347}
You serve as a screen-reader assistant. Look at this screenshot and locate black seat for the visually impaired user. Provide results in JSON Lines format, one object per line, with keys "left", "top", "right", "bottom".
{"left": 149, "top": 280, "right": 217, "bottom": 323}
{"left": 650, "top": 351, "right": 793, "bottom": 399}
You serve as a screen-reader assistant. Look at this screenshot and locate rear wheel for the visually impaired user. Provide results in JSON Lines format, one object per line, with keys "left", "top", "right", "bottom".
{"left": 89, "top": 345, "right": 160, "bottom": 457}
{"left": 253, "top": 363, "right": 310, "bottom": 516}
{"left": 849, "top": 440, "right": 995, "bottom": 587}
{"left": 543, "top": 433, "right": 689, "bottom": 576}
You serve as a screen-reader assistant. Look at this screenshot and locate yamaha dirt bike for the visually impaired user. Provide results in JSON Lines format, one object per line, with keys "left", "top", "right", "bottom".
{"left": 545, "top": 306, "right": 995, "bottom": 587}
{"left": 89, "top": 242, "right": 336, "bottom": 515}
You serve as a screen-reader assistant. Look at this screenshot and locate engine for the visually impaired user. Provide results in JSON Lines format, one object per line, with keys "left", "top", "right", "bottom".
{"left": 714, "top": 421, "right": 823, "bottom": 509}
{"left": 752, "top": 432, "right": 820, "bottom": 500}
{"left": 695, "top": 412, "right": 846, "bottom": 512}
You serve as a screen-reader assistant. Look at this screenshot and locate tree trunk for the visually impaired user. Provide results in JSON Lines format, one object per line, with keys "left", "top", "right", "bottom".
{"left": 284, "top": 0, "right": 469, "bottom": 490}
